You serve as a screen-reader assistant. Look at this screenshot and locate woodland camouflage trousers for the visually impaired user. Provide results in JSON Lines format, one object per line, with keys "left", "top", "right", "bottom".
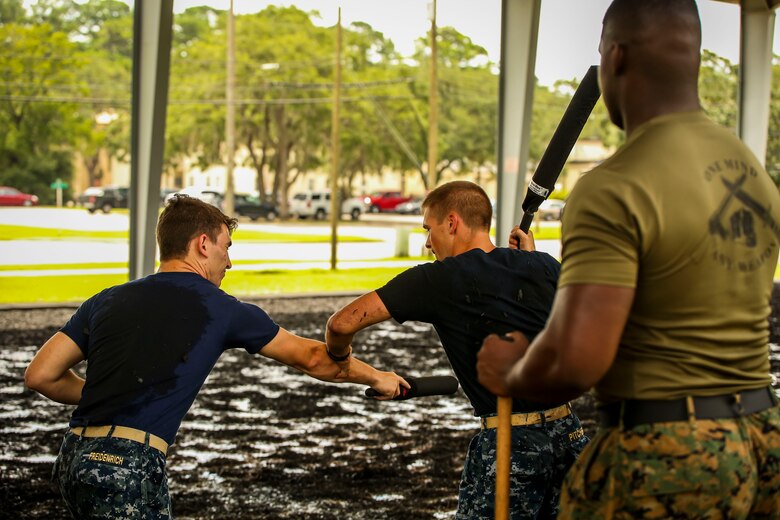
{"left": 558, "top": 406, "right": 780, "bottom": 519}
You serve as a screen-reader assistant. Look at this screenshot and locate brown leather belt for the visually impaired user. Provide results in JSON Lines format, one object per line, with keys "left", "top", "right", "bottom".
{"left": 599, "top": 386, "right": 779, "bottom": 429}
{"left": 481, "top": 403, "right": 571, "bottom": 429}
{"left": 70, "top": 425, "right": 169, "bottom": 455}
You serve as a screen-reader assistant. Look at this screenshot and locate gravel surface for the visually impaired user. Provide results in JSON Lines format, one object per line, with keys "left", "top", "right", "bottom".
{"left": 1, "top": 288, "right": 778, "bottom": 519}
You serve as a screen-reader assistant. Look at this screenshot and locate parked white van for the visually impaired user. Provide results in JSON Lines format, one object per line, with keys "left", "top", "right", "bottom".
{"left": 289, "top": 190, "right": 365, "bottom": 220}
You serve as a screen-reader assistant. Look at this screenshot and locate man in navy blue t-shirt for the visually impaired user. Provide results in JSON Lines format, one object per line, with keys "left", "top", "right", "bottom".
{"left": 326, "top": 181, "right": 588, "bottom": 519}
{"left": 25, "top": 195, "right": 408, "bottom": 519}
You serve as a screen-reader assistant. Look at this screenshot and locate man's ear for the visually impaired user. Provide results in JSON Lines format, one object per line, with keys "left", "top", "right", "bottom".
{"left": 609, "top": 42, "right": 627, "bottom": 77}
{"left": 195, "top": 233, "right": 210, "bottom": 256}
{"left": 447, "top": 212, "right": 459, "bottom": 235}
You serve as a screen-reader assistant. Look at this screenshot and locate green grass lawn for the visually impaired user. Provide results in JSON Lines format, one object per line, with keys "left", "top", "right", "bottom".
{"left": 0, "top": 224, "right": 378, "bottom": 243}
{"left": 0, "top": 262, "right": 129, "bottom": 271}
{"left": 0, "top": 224, "right": 127, "bottom": 240}
{"left": 5, "top": 261, "right": 780, "bottom": 305}
{"left": 0, "top": 267, "right": 409, "bottom": 305}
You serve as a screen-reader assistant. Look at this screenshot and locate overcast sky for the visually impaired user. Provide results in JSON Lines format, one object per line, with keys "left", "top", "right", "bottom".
{"left": 171, "top": 0, "right": 776, "bottom": 86}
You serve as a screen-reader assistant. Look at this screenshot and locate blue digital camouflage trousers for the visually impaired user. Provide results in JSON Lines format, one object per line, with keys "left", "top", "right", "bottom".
{"left": 52, "top": 430, "right": 171, "bottom": 519}
{"left": 456, "top": 413, "right": 589, "bottom": 519}
{"left": 559, "top": 406, "right": 780, "bottom": 519}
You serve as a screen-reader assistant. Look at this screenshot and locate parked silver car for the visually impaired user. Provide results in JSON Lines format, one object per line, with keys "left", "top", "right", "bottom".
{"left": 537, "top": 199, "right": 566, "bottom": 221}
{"left": 394, "top": 198, "right": 422, "bottom": 215}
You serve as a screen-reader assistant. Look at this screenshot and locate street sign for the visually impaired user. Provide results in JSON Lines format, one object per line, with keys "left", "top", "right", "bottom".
{"left": 51, "top": 178, "right": 68, "bottom": 208}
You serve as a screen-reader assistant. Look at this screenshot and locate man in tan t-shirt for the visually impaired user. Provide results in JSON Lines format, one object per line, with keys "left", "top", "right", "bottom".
{"left": 476, "top": 0, "right": 780, "bottom": 517}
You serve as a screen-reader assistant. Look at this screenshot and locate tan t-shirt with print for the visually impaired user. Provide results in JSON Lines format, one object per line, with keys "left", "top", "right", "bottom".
{"left": 560, "top": 110, "right": 780, "bottom": 402}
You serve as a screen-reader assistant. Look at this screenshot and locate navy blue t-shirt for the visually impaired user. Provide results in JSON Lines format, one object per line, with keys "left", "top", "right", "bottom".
{"left": 60, "top": 272, "right": 279, "bottom": 444}
{"left": 376, "top": 248, "right": 562, "bottom": 417}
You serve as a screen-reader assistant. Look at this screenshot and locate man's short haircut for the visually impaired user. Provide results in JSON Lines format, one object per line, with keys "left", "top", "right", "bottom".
{"left": 602, "top": 0, "right": 701, "bottom": 96}
{"left": 422, "top": 180, "right": 492, "bottom": 231}
{"left": 157, "top": 194, "right": 238, "bottom": 261}
{"left": 604, "top": 0, "right": 700, "bottom": 42}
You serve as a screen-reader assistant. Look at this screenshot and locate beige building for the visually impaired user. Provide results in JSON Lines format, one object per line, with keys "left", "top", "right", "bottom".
{"left": 533, "top": 137, "right": 615, "bottom": 199}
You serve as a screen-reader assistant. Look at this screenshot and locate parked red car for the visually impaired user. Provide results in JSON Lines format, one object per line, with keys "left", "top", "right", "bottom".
{"left": 363, "top": 191, "right": 413, "bottom": 213}
{"left": 0, "top": 186, "right": 39, "bottom": 206}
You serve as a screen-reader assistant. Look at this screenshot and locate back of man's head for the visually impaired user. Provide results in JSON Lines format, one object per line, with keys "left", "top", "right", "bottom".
{"left": 602, "top": 0, "right": 701, "bottom": 92}
{"left": 157, "top": 195, "right": 238, "bottom": 261}
{"left": 422, "top": 181, "right": 492, "bottom": 231}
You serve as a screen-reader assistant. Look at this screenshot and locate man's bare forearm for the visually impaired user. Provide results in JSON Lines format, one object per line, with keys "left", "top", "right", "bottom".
{"left": 326, "top": 292, "right": 390, "bottom": 358}
{"left": 340, "top": 356, "right": 383, "bottom": 386}
{"left": 325, "top": 318, "right": 354, "bottom": 357}
{"left": 27, "top": 370, "right": 85, "bottom": 405}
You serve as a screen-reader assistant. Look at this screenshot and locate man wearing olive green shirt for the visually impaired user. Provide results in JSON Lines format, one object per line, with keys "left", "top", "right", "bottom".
{"left": 476, "top": 0, "right": 780, "bottom": 518}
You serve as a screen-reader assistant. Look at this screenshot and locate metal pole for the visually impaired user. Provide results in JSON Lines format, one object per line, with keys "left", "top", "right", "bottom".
{"left": 495, "top": 396, "right": 512, "bottom": 520}
{"left": 55, "top": 179, "right": 63, "bottom": 208}
{"left": 224, "top": 0, "right": 236, "bottom": 216}
{"left": 128, "top": 0, "right": 173, "bottom": 280}
{"left": 329, "top": 8, "right": 342, "bottom": 271}
{"left": 427, "top": 0, "right": 438, "bottom": 191}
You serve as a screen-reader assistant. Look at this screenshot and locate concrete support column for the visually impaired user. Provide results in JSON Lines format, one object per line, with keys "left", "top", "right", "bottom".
{"left": 737, "top": 0, "right": 776, "bottom": 165}
{"left": 129, "top": 1, "right": 174, "bottom": 280}
{"left": 496, "top": 0, "right": 541, "bottom": 246}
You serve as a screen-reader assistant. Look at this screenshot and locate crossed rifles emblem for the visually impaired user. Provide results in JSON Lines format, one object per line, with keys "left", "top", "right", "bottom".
{"left": 708, "top": 173, "right": 780, "bottom": 246}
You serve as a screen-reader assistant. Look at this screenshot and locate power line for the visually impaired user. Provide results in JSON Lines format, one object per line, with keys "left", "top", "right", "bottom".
{"left": 0, "top": 94, "right": 415, "bottom": 106}
{"left": 0, "top": 95, "right": 129, "bottom": 105}
{"left": 0, "top": 77, "right": 415, "bottom": 92}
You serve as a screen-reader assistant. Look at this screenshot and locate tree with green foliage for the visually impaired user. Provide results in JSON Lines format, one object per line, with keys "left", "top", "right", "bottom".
{"left": 5, "top": 0, "right": 777, "bottom": 210}
{"left": 766, "top": 57, "right": 780, "bottom": 186}
{"left": 72, "top": 1, "right": 133, "bottom": 187}
{"left": 338, "top": 21, "right": 417, "bottom": 197}
{"left": 169, "top": 6, "right": 374, "bottom": 216}
{"left": 0, "top": 22, "right": 87, "bottom": 203}
{"left": 406, "top": 27, "right": 500, "bottom": 187}
{"left": 0, "top": 0, "right": 133, "bottom": 201}
{"left": 0, "top": 0, "right": 25, "bottom": 24}
{"left": 699, "top": 49, "right": 738, "bottom": 131}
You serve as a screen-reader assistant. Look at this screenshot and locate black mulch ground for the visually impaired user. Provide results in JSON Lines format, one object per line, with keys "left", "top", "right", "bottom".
{"left": 1, "top": 289, "right": 778, "bottom": 519}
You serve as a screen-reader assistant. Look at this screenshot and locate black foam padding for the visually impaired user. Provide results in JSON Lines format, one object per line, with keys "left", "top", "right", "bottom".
{"left": 365, "top": 375, "right": 459, "bottom": 400}
{"left": 519, "top": 65, "right": 601, "bottom": 232}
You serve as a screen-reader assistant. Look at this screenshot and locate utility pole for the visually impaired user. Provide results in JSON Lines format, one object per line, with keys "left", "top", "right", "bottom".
{"left": 329, "top": 8, "right": 342, "bottom": 271}
{"left": 224, "top": 0, "right": 236, "bottom": 216}
{"left": 427, "top": 0, "right": 438, "bottom": 191}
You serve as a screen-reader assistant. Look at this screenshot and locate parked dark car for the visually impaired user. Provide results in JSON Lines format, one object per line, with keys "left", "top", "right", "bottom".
{"left": 234, "top": 194, "right": 278, "bottom": 221}
{"left": 0, "top": 186, "right": 39, "bottom": 206}
{"left": 79, "top": 186, "right": 129, "bottom": 213}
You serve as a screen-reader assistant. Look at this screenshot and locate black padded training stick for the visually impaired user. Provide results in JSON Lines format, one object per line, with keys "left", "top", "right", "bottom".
{"left": 518, "top": 65, "right": 601, "bottom": 233}
{"left": 365, "top": 375, "right": 459, "bottom": 400}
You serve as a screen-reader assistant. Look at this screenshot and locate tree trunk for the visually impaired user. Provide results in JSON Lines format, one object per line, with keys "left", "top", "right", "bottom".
{"left": 274, "top": 106, "right": 290, "bottom": 218}
{"left": 247, "top": 131, "right": 268, "bottom": 201}
{"left": 83, "top": 153, "right": 102, "bottom": 186}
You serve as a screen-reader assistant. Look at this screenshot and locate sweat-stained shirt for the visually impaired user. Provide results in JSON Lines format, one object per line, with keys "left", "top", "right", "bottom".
{"left": 61, "top": 272, "right": 280, "bottom": 444}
